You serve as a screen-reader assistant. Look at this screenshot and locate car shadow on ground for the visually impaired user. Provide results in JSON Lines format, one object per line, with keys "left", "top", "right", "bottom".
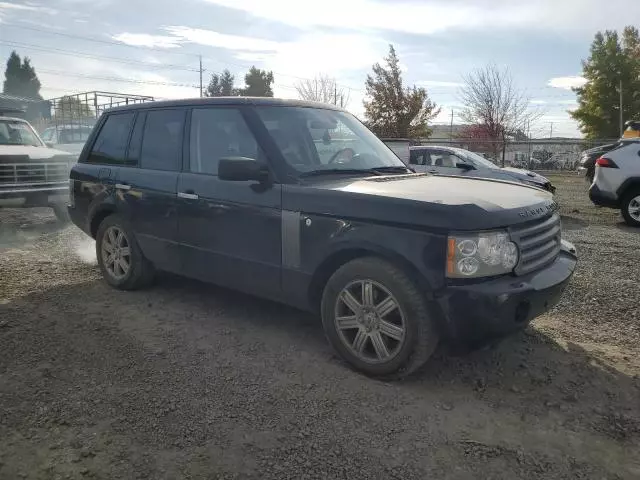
{"left": 4, "top": 275, "right": 639, "bottom": 448}
{"left": 153, "top": 274, "right": 640, "bottom": 434}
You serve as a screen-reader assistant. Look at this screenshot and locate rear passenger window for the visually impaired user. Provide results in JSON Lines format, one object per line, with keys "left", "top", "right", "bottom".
{"left": 88, "top": 113, "right": 135, "bottom": 164}
{"left": 140, "top": 110, "right": 185, "bottom": 171}
{"left": 190, "top": 108, "right": 260, "bottom": 175}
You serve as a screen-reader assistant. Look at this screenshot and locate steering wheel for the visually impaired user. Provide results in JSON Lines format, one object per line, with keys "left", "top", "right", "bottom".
{"left": 328, "top": 148, "right": 356, "bottom": 164}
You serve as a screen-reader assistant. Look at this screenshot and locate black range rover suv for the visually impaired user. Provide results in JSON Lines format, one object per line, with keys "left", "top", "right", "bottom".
{"left": 68, "top": 98, "right": 577, "bottom": 378}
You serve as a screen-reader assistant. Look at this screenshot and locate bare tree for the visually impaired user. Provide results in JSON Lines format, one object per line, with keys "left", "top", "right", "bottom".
{"left": 295, "top": 74, "right": 350, "bottom": 108}
{"left": 459, "top": 64, "right": 542, "bottom": 166}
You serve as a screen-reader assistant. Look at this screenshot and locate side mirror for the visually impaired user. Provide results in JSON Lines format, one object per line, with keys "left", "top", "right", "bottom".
{"left": 456, "top": 162, "right": 475, "bottom": 171}
{"left": 218, "top": 157, "right": 268, "bottom": 182}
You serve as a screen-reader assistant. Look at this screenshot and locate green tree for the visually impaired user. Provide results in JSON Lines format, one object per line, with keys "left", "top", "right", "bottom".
{"left": 363, "top": 45, "right": 439, "bottom": 138}
{"left": 571, "top": 27, "right": 640, "bottom": 139}
{"left": 2, "top": 51, "right": 42, "bottom": 100}
{"left": 205, "top": 69, "right": 237, "bottom": 97}
{"left": 238, "top": 66, "right": 274, "bottom": 97}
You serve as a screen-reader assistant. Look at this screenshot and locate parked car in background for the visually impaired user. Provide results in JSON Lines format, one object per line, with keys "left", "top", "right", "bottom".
{"left": 408, "top": 145, "right": 555, "bottom": 193}
{"left": 41, "top": 124, "right": 93, "bottom": 157}
{"left": 589, "top": 137, "right": 640, "bottom": 226}
{"left": 621, "top": 120, "right": 640, "bottom": 139}
{"left": 578, "top": 143, "right": 617, "bottom": 183}
{"left": 68, "top": 97, "right": 577, "bottom": 378}
{"left": 0, "top": 115, "right": 74, "bottom": 222}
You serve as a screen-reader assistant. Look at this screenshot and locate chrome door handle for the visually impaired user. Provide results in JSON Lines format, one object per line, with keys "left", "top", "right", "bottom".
{"left": 115, "top": 183, "right": 131, "bottom": 190}
{"left": 178, "top": 192, "right": 199, "bottom": 200}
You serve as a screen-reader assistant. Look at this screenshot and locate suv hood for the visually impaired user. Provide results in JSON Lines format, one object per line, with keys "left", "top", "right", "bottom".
{"left": 285, "top": 174, "right": 556, "bottom": 231}
{"left": 0, "top": 145, "right": 75, "bottom": 162}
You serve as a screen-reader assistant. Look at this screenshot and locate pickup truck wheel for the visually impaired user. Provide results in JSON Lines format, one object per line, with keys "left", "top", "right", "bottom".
{"left": 95, "top": 214, "right": 155, "bottom": 290}
{"left": 621, "top": 189, "right": 640, "bottom": 227}
{"left": 321, "top": 257, "right": 439, "bottom": 378}
{"left": 52, "top": 204, "right": 70, "bottom": 223}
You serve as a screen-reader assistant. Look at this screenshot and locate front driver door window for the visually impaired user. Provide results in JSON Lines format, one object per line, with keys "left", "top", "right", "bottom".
{"left": 408, "top": 150, "right": 430, "bottom": 172}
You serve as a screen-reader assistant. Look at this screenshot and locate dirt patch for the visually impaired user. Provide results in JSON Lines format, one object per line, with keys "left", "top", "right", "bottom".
{"left": 1, "top": 174, "right": 639, "bottom": 479}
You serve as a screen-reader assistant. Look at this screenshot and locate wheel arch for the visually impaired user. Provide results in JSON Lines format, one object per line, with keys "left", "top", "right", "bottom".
{"left": 616, "top": 177, "right": 640, "bottom": 199}
{"left": 89, "top": 205, "right": 117, "bottom": 238}
{"left": 307, "top": 244, "right": 432, "bottom": 314}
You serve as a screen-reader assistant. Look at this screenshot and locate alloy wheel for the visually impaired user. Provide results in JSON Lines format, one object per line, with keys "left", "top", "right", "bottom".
{"left": 101, "top": 226, "right": 131, "bottom": 280}
{"left": 334, "top": 279, "right": 406, "bottom": 363}
{"left": 628, "top": 195, "right": 640, "bottom": 221}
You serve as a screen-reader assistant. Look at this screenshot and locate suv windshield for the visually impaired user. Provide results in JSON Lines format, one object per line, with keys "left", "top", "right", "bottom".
{"left": 255, "top": 106, "right": 406, "bottom": 175}
{"left": 0, "top": 119, "right": 43, "bottom": 147}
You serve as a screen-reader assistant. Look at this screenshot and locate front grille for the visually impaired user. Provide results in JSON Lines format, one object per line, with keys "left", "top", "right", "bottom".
{"left": 511, "top": 213, "right": 562, "bottom": 275}
{"left": 0, "top": 162, "right": 69, "bottom": 187}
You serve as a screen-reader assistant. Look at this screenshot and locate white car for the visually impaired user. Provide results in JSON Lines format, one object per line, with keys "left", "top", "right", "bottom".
{"left": 41, "top": 124, "right": 93, "bottom": 157}
{"left": 589, "top": 138, "right": 640, "bottom": 226}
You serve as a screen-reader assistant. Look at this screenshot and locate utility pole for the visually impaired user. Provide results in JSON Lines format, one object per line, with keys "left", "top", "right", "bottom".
{"left": 449, "top": 108, "right": 454, "bottom": 141}
{"left": 334, "top": 84, "right": 338, "bottom": 106}
{"left": 550, "top": 122, "right": 553, "bottom": 139}
{"left": 199, "top": 55, "right": 203, "bottom": 98}
{"left": 619, "top": 79, "right": 624, "bottom": 137}
{"left": 526, "top": 119, "right": 532, "bottom": 168}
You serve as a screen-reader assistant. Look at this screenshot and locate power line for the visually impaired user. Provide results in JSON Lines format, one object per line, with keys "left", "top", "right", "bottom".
{"left": 2, "top": 23, "right": 364, "bottom": 94}
{"left": 1, "top": 23, "right": 199, "bottom": 58}
{"left": 36, "top": 68, "right": 200, "bottom": 88}
{"left": 0, "top": 40, "right": 200, "bottom": 72}
{"left": 1, "top": 22, "right": 581, "bottom": 105}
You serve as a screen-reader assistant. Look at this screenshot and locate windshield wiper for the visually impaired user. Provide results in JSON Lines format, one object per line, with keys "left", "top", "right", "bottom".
{"left": 299, "top": 166, "right": 412, "bottom": 178}
{"left": 369, "top": 166, "right": 414, "bottom": 174}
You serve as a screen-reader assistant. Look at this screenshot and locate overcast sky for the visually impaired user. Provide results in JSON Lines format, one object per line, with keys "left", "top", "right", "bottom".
{"left": 0, "top": 0, "right": 635, "bottom": 137}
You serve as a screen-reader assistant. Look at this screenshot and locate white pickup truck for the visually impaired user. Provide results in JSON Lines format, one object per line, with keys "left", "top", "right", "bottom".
{"left": 0, "top": 115, "right": 75, "bottom": 222}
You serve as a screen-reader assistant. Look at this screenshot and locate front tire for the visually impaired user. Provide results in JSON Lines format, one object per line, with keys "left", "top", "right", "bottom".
{"left": 321, "top": 257, "right": 439, "bottom": 378}
{"left": 621, "top": 189, "right": 640, "bottom": 227}
{"left": 95, "top": 214, "right": 155, "bottom": 290}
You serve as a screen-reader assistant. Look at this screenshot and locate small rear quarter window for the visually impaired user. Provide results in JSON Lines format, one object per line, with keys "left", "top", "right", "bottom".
{"left": 87, "top": 113, "right": 135, "bottom": 164}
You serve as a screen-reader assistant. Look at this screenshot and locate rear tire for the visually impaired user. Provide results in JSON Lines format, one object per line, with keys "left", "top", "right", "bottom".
{"left": 95, "top": 214, "right": 155, "bottom": 290}
{"left": 321, "top": 257, "right": 439, "bottom": 379}
{"left": 621, "top": 188, "right": 640, "bottom": 227}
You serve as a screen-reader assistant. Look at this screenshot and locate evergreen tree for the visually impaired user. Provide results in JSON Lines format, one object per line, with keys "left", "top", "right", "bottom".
{"left": 363, "top": 45, "right": 439, "bottom": 138}
{"left": 205, "top": 69, "right": 237, "bottom": 97}
{"left": 238, "top": 67, "right": 274, "bottom": 97}
{"left": 571, "top": 27, "right": 640, "bottom": 138}
{"left": 3, "top": 51, "right": 42, "bottom": 100}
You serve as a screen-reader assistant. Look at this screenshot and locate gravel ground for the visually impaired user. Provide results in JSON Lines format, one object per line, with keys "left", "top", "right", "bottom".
{"left": 1, "top": 173, "right": 639, "bottom": 480}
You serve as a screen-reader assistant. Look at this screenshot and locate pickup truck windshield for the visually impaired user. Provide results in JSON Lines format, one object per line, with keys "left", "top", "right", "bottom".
{"left": 0, "top": 120, "right": 43, "bottom": 147}
{"left": 255, "top": 106, "right": 406, "bottom": 175}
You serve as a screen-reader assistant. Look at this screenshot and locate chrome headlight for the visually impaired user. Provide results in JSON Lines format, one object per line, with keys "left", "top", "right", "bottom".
{"left": 446, "top": 231, "right": 519, "bottom": 278}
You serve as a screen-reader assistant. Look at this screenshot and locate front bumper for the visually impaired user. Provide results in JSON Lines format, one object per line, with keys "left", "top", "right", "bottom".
{"left": 0, "top": 185, "right": 68, "bottom": 208}
{"left": 434, "top": 240, "right": 577, "bottom": 348}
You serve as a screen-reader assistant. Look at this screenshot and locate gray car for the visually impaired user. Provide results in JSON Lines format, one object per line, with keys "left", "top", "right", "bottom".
{"left": 408, "top": 146, "right": 555, "bottom": 193}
